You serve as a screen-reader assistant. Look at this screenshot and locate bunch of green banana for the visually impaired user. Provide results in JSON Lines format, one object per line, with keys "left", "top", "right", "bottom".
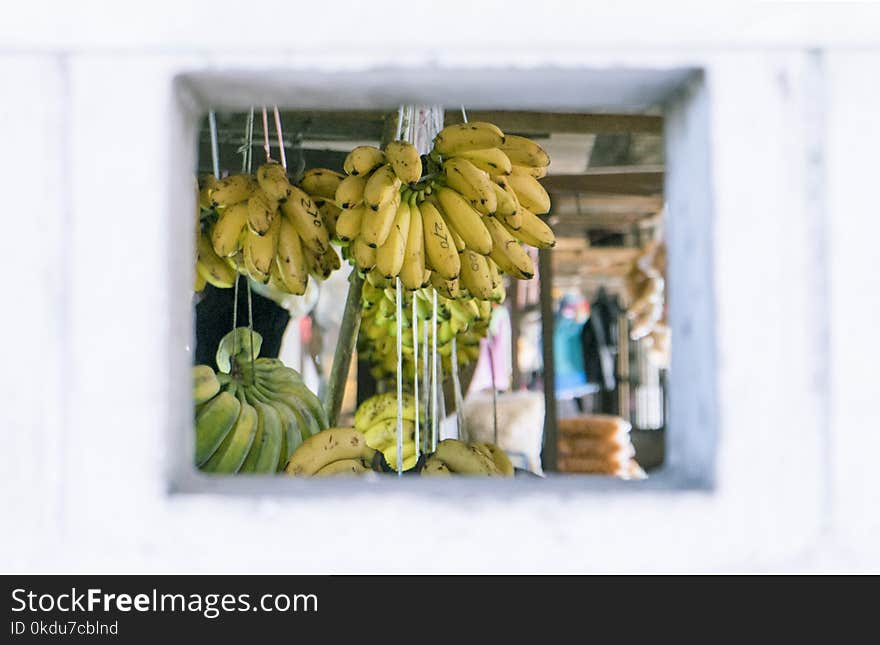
{"left": 284, "top": 427, "right": 378, "bottom": 477}
{"left": 352, "top": 392, "right": 421, "bottom": 471}
{"left": 193, "top": 328, "right": 329, "bottom": 474}
{"left": 195, "top": 164, "right": 340, "bottom": 294}
{"left": 421, "top": 439, "right": 514, "bottom": 477}
{"left": 358, "top": 281, "right": 491, "bottom": 381}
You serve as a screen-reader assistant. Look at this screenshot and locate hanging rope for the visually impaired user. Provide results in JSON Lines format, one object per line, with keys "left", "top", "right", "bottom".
{"left": 431, "top": 289, "right": 439, "bottom": 451}
{"left": 208, "top": 111, "right": 221, "bottom": 180}
{"left": 273, "top": 105, "right": 287, "bottom": 170}
{"left": 412, "top": 297, "right": 420, "bottom": 459}
{"left": 261, "top": 106, "right": 271, "bottom": 163}
{"left": 395, "top": 278, "right": 404, "bottom": 475}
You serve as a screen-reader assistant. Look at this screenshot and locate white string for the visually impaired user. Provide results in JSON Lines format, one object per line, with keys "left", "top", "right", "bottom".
{"left": 208, "top": 111, "right": 220, "bottom": 179}
{"left": 412, "top": 297, "right": 420, "bottom": 459}
{"left": 460, "top": 105, "right": 468, "bottom": 124}
{"left": 395, "top": 278, "right": 404, "bottom": 474}
{"left": 451, "top": 337, "right": 465, "bottom": 440}
{"left": 431, "top": 289, "right": 439, "bottom": 451}
{"left": 261, "top": 106, "right": 271, "bottom": 162}
{"left": 422, "top": 311, "right": 430, "bottom": 455}
{"left": 241, "top": 108, "right": 255, "bottom": 174}
{"left": 395, "top": 105, "right": 405, "bottom": 142}
{"left": 273, "top": 106, "right": 287, "bottom": 170}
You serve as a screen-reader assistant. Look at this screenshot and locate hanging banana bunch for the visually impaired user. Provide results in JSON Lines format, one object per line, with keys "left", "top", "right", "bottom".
{"left": 195, "top": 161, "right": 341, "bottom": 294}
{"left": 324, "top": 123, "right": 554, "bottom": 290}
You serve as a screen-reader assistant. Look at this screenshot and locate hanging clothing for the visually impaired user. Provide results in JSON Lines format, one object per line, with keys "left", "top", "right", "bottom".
{"left": 581, "top": 289, "right": 619, "bottom": 392}
{"left": 553, "top": 313, "right": 587, "bottom": 391}
{"left": 467, "top": 306, "right": 512, "bottom": 395}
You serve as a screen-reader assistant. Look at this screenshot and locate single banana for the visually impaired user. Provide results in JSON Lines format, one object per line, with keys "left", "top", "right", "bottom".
{"left": 284, "top": 427, "right": 375, "bottom": 477}
{"left": 399, "top": 200, "right": 425, "bottom": 290}
{"left": 492, "top": 182, "right": 520, "bottom": 225}
{"left": 362, "top": 418, "right": 416, "bottom": 449}
{"left": 492, "top": 178, "right": 522, "bottom": 229}
{"left": 459, "top": 249, "right": 495, "bottom": 300}
{"left": 280, "top": 186, "right": 331, "bottom": 255}
{"left": 477, "top": 442, "right": 515, "bottom": 477}
{"left": 246, "top": 387, "right": 300, "bottom": 473}
{"left": 335, "top": 174, "right": 368, "bottom": 209}
{"left": 354, "top": 391, "right": 417, "bottom": 432}
{"left": 364, "top": 164, "right": 401, "bottom": 211}
{"left": 335, "top": 205, "right": 365, "bottom": 242}
{"left": 201, "top": 393, "right": 259, "bottom": 474}
{"left": 193, "top": 365, "right": 221, "bottom": 404}
{"left": 247, "top": 189, "right": 277, "bottom": 236}
{"left": 344, "top": 145, "right": 386, "bottom": 176}
{"left": 194, "top": 270, "right": 206, "bottom": 292}
{"left": 500, "top": 134, "right": 550, "bottom": 168}
{"left": 434, "top": 438, "right": 499, "bottom": 475}
{"left": 375, "top": 199, "right": 411, "bottom": 278}
{"left": 275, "top": 217, "right": 309, "bottom": 295}
{"left": 445, "top": 218, "right": 466, "bottom": 253}
{"left": 211, "top": 202, "right": 248, "bottom": 257}
{"left": 435, "top": 187, "right": 493, "bottom": 255}
{"left": 197, "top": 232, "right": 238, "bottom": 288}
{"left": 382, "top": 440, "right": 416, "bottom": 469}
{"left": 384, "top": 140, "right": 422, "bottom": 184}
{"left": 422, "top": 455, "right": 451, "bottom": 476}
{"left": 243, "top": 215, "right": 279, "bottom": 282}
{"left": 256, "top": 162, "right": 292, "bottom": 203}
{"left": 419, "top": 200, "right": 460, "bottom": 280}
{"left": 442, "top": 158, "right": 497, "bottom": 215}
{"left": 299, "top": 168, "right": 344, "bottom": 200}
{"left": 361, "top": 191, "right": 400, "bottom": 248}
{"left": 505, "top": 173, "right": 551, "bottom": 214}
{"left": 429, "top": 272, "right": 461, "bottom": 299}
{"left": 240, "top": 395, "right": 284, "bottom": 474}
{"left": 433, "top": 122, "right": 505, "bottom": 156}
{"left": 510, "top": 164, "right": 547, "bottom": 179}
{"left": 352, "top": 236, "right": 377, "bottom": 271}
{"left": 194, "top": 390, "right": 241, "bottom": 466}
{"left": 210, "top": 174, "right": 256, "bottom": 208}
{"left": 509, "top": 208, "right": 556, "bottom": 248}
{"left": 485, "top": 216, "right": 535, "bottom": 280}
{"left": 319, "top": 202, "right": 342, "bottom": 238}
{"left": 453, "top": 147, "right": 512, "bottom": 175}
{"left": 198, "top": 174, "right": 219, "bottom": 210}
{"left": 313, "top": 458, "right": 370, "bottom": 476}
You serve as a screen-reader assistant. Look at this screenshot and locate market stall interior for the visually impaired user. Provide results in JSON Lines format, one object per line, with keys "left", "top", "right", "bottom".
{"left": 192, "top": 106, "right": 668, "bottom": 479}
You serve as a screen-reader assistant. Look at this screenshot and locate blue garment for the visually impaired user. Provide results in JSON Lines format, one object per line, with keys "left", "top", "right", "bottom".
{"left": 553, "top": 315, "right": 587, "bottom": 390}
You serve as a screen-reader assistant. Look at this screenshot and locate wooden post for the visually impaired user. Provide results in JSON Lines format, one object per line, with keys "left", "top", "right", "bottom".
{"left": 539, "top": 247, "right": 558, "bottom": 472}
{"left": 324, "top": 270, "right": 364, "bottom": 426}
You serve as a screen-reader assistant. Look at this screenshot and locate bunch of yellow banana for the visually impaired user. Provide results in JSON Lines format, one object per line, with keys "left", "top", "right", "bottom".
{"left": 284, "top": 427, "right": 379, "bottom": 476}
{"left": 195, "top": 164, "right": 340, "bottom": 294}
{"left": 421, "top": 439, "right": 514, "bottom": 476}
{"left": 429, "top": 122, "right": 557, "bottom": 280}
{"left": 193, "top": 328, "right": 329, "bottom": 474}
{"left": 331, "top": 124, "right": 555, "bottom": 292}
{"left": 352, "top": 392, "right": 421, "bottom": 471}
{"left": 358, "top": 280, "right": 490, "bottom": 381}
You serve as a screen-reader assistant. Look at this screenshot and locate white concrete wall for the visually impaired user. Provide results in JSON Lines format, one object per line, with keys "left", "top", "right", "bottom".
{"left": 2, "top": 2, "right": 879, "bottom": 573}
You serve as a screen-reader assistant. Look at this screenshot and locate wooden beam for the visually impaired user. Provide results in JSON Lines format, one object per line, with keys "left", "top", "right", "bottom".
{"left": 445, "top": 111, "right": 663, "bottom": 135}
{"left": 542, "top": 170, "right": 664, "bottom": 196}
{"left": 550, "top": 193, "right": 663, "bottom": 216}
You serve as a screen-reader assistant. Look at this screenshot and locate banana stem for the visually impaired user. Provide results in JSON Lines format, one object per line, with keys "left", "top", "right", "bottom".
{"left": 324, "top": 269, "right": 364, "bottom": 426}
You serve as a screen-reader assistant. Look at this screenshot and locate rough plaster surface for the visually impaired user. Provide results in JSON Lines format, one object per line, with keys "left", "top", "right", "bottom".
{"left": 1, "top": 7, "right": 878, "bottom": 572}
